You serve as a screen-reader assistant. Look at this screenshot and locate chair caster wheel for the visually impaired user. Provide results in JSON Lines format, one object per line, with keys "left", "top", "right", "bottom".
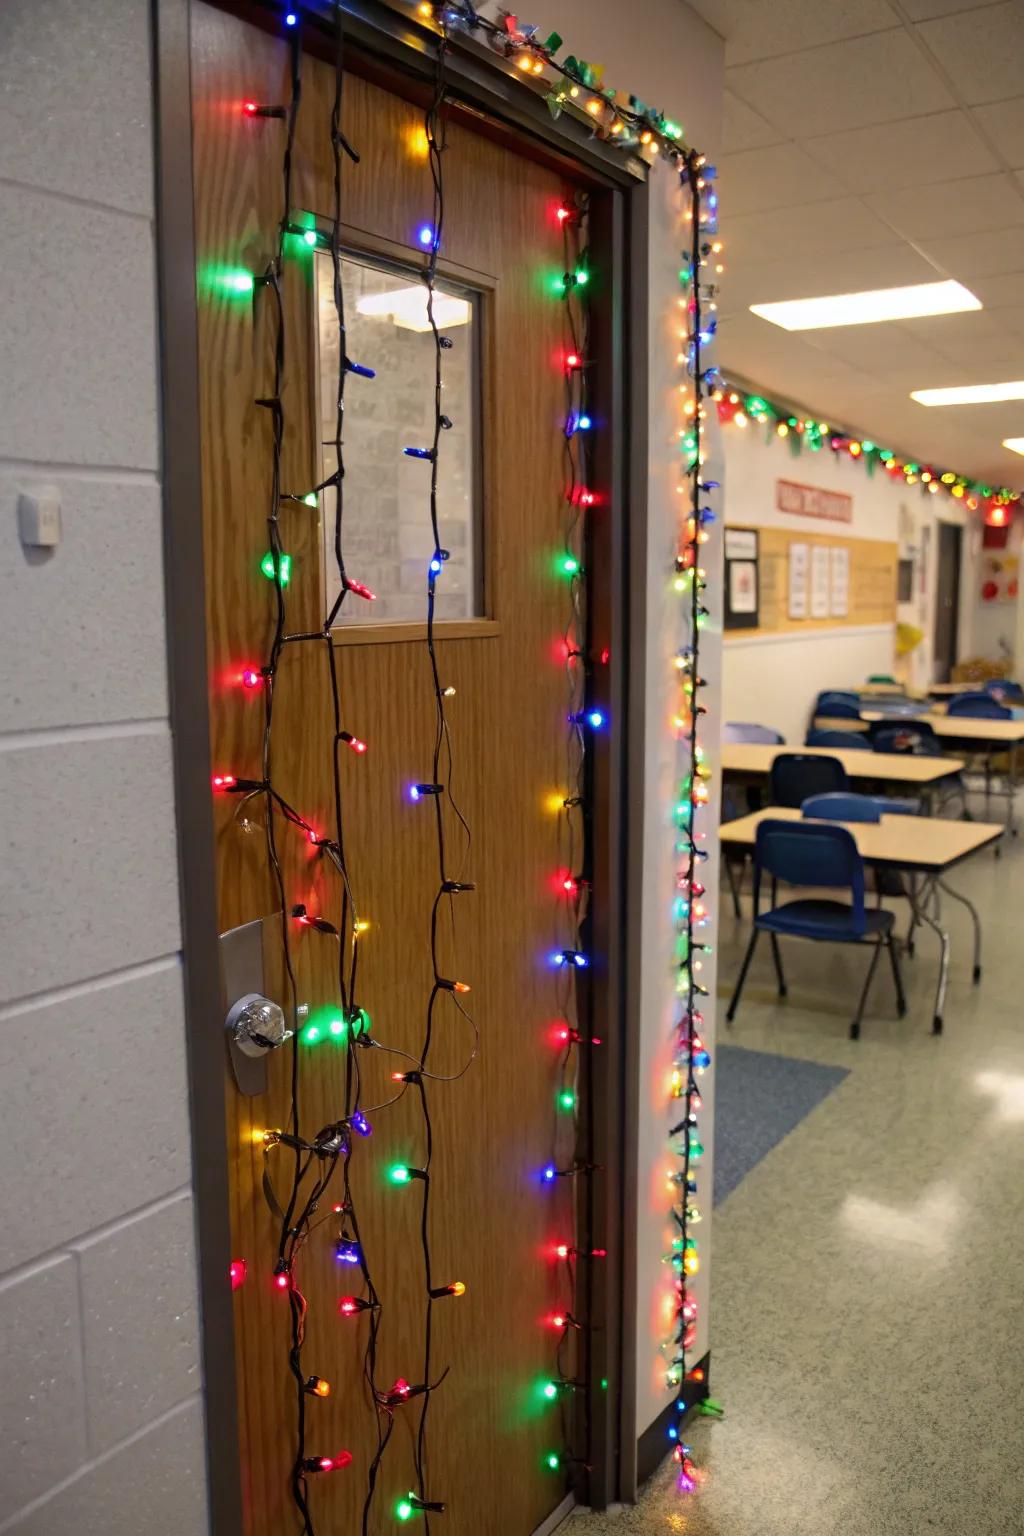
{"left": 973, "top": 964, "right": 982, "bottom": 982}
{"left": 932, "top": 1016, "right": 943, "bottom": 1035}
{"left": 849, "top": 1022, "right": 861, "bottom": 1041}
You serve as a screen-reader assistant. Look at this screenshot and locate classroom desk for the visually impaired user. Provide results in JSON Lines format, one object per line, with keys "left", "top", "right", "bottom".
{"left": 722, "top": 742, "right": 963, "bottom": 810}
{"left": 719, "top": 806, "right": 1003, "bottom": 1032}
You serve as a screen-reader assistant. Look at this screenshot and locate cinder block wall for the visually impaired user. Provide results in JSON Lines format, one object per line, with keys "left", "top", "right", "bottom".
{"left": 0, "top": 2, "right": 208, "bottom": 1529}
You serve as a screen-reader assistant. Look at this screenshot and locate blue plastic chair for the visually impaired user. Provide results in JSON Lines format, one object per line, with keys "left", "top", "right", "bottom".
{"left": 870, "top": 721, "right": 942, "bottom": 756}
{"left": 947, "top": 692, "right": 1012, "bottom": 719}
{"left": 801, "top": 792, "right": 917, "bottom": 821}
{"left": 814, "top": 698, "right": 863, "bottom": 720}
{"left": 723, "top": 722, "right": 785, "bottom": 745}
{"left": 726, "top": 819, "right": 906, "bottom": 1040}
{"left": 983, "top": 679, "right": 1024, "bottom": 703}
{"left": 816, "top": 691, "right": 860, "bottom": 711}
{"left": 806, "top": 729, "right": 870, "bottom": 749}
{"left": 770, "top": 753, "right": 848, "bottom": 808}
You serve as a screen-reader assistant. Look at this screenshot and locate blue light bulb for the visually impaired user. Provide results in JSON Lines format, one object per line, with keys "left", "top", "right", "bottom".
{"left": 429, "top": 556, "right": 443, "bottom": 575}
{"left": 417, "top": 223, "right": 435, "bottom": 248}
{"left": 578, "top": 414, "right": 592, "bottom": 430}
{"left": 352, "top": 1112, "right": 372, "bottom": 1136}
{"left": 409, "top": 785, "right": 421, "bottom": 802}
{"left": 285, "top": 9, "right": 298, "bottom": 23}
{"left": 542, "top": 1164, "right": 557, "bottom": 1182}
{"left": 587, "top": 709, "right": 605, "bottom": 729}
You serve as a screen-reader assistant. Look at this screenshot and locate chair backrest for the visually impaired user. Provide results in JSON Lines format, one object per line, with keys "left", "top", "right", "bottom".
{"left": 769, "top": 752, "right": 848, "bottom": 808}
{"left": 801, "top": 792, "right": 881, "bottom": 823}
{"left": 815, "top": 698, "right": 863, "bottom": 720}
{"left": 870, "top": 722, "right": 941, "bottom": 756}
{"left": 754, "top": 819, "right": 865, "bottom": 933}
{"left": 947, "top": 691, "right": 1012, "bottom": 719}
{"left": 805, "top": 728, "right": 870, "bottom": 749}
{"left": 984, "top": 678, "right": 1024, "bottom": 703}
{"left": 816, "top": 690, "right": 860, "bottom": 710}
{"left": 873, "top": 796, "right": 920, "bottom": 817}
{"left": 723, "top": 721, "right": 785, "bottom": 745}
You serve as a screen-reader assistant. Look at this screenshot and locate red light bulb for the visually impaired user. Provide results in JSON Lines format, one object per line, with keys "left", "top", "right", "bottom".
{"left": 230, "top": 1259, "right": 247, "bottom": 1291}
{"left": 348, "top": 736, "right": 367, "bottom": 753}
{"left": 347, "top": 578, "right": 376, "bottom": 601}
{"left": 556, "top": 206, "right": 571, "bottom": 223}
{"left": 243, "top": 100, "right": 258, "bottom": 116}
{"left": 339, "top": 1297, "right": 358, "bottom": 1316}
{"left": 306, "top": 828, "right": 319, "bottom": 846}
{"left": 274, "top": 1270, "right": 291, "bottom": 1291}
{"left": 549, "top": 1313, "right": 567, "bottom": 1329}
{"left": 565, "top": 352, "right": 581, "bottom": 370}
{"left": 212, "top": 773, "right": 237, "bottom": 791}
{"left": 241, "top": 668, "right": 261, "bottom": 689}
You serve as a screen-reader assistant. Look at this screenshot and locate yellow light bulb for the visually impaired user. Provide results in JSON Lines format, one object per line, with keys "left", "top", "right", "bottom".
{"left": 354, "top": 919, "right": 371, "bottom": 935}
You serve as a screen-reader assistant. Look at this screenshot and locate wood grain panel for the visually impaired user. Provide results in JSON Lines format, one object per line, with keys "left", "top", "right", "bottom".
{"left": 192, "top": 6, "right": 588, "bottom": 1532}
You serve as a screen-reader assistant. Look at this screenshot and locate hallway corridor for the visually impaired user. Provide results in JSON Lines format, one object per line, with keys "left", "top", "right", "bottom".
{"left": 572, "top": 827, "right": 1024, "bottom": 1536}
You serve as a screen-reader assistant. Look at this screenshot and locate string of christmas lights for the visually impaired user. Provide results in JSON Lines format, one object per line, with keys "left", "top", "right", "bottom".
{"left": 413, "top": 0, "right": 696, "bottom": 163}
{"left": 392, "top": 24, "right": 474, "bottom": 1531}
{"left": 716, "top": 384, "right": 1022, "bottom": 522}
{"left": 540, "top": 189, "right": 598, "bottom": 1488}
{"left": 663, "top": 150, "right": 719, "bottom": 1497}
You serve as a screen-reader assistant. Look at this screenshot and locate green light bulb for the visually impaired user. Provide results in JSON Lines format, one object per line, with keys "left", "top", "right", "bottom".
{"left": 545, "top": 1452, "right": 560, "bottom": 1470}
{"left": 220, "top": 269, "right": 254, "bottom": 296}
{"left": 303, "top": 229, "right": 318, "bottom": 247}
{"left": 303, "top": 491, "right": 318, "bottom": 507}
{"left": 329, "top": 1017, "right": 346, "bottom": 1039}
{"left": 575, "top": 267, "right": 588, "bottom": 286}
{"left": 561, "top": 554, "right": 580, "bottom": 576}
{"left": 261, "top": 550, "right": 292, "bottom": 585}
{"left": 389, "top": 1164, "right": 412, "bottom": 1185}
{"left": 543, "top": 1381, "right": 558, "bottom": 1400}
{"left": 396, "top": 1498, "right": 415, "bottom": 1522}
{"left": 303, "top": 1025, "right": 321, "bottom": 1045}
{"left": 558, "top": 1089, "right": 575, "bottom": 1112}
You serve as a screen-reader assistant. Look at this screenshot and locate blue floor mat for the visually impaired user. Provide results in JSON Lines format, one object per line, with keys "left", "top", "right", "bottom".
{"left": 713, "top": 1044, "right": 849, "bottom": 1206}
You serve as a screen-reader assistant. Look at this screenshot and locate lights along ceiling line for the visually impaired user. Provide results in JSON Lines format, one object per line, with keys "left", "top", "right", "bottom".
{"left": 911, "top": 382, "right": 1024, "bottom": 407}
{"left": 750, "top": 279, "right": 980, "bottom": 332}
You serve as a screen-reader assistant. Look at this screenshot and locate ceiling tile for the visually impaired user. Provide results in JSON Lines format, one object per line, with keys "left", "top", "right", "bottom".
{"left": 970, "top": 273, "right": 1024, "bottom": 309}
{"left": 864, "top": 172, "right": 1024, "bottom": 241}
{"left": 724, "top": 197, "right": 901, "bottom": 262}
{"left": 720, "top": 90, "right": 788, "bottom": 153}
{"left": 914, "top": 226, "right": 1024, "bottom": 279}
{"left": 718, "top": 144, "right": 838, "bottom": 216}
{"left": 685, "top": 0, "right": 900, "bottom": 65}
{"left": 800, "top": 324, "right": 952, "bottom": 379}
{"left": 804, "top": 109, "right": 997, "bottom": 192}
{"left": 900, "top": 0, "right": 1006, "bottom": 15}
{"left": 974, "top": 96, "right": 1024, "bottom": 169}
{"left": 916, "top": 3, "right": 1024, "bottom": 106}
{"left": 726, "top": 30, "right": 953, "bottom": 138}
{"left": 718, "top": 243, "right": 942, "bottom": 313}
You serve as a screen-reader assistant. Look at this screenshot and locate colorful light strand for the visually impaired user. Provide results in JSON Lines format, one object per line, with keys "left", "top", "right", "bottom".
{"left": 416, "top": 1, "right": 695, "bottom": 164}
{"left": 716, "top": 385, "right": 1021, "bottom": 517}
{"left": 542, "top": 188, "right": 596, "bottom": 1489}
{"left": 664, "top": 151, "right": 719, "bottom": 1495}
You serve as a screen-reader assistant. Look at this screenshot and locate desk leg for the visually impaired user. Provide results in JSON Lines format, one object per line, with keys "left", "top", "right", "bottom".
{"left": 937, "top": 877, "right": 982, "bottom": 982}
{"left": 1009, "top": 745, "right": 1019, "bottom": 837}
{"left": 909, "top": 875, "right": 950, "bottom": 1034}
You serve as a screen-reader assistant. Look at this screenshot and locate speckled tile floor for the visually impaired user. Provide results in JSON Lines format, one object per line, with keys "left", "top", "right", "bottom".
{"left": 572, "top": 815, "right": 1024, "bottom": 1536}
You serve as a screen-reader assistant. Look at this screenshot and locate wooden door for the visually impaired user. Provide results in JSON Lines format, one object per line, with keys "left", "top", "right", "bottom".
{"left": 191, "top": 6, "right": 599, "bottom": 1532}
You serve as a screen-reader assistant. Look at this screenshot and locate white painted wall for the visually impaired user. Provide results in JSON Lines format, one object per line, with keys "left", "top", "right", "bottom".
{"left": 0, "top": 3, "right": 208, "bottom": 1530}
{"left": 721, "top": 419, "right": 978, "bottom": 743}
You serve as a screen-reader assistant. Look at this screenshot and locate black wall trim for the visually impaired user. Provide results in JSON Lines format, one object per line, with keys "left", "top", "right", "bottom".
{"left": 151, "top": 2, "right": 243, "bottom": 1532}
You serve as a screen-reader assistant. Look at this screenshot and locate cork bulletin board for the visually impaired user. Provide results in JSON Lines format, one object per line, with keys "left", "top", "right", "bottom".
{"left": 724, "top": 525, "right": 898, "bottom": 639}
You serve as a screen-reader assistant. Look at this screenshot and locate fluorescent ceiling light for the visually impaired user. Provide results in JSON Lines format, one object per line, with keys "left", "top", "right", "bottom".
{"left": 356, "top": 286, "right": 470, "bottom": 332}
{"left": 750, "top": 279, "right": 980, "bottom": 331}
{"left": 911, "top": 382, "right": 1024, "bottom": 407}
{"left": 1003, "top": 438, "right": 1024, "bottom": 456}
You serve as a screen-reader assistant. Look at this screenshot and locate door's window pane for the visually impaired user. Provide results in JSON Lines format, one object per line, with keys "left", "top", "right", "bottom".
{"left": 316, "top": 250, "right": 482, "bottom": 624}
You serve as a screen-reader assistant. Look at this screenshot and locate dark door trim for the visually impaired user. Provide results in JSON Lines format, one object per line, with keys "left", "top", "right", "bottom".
{"left": 153, "top": 1, "right": 650, "bottom": 1525}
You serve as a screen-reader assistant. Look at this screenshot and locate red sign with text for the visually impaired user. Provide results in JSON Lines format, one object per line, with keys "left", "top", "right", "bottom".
{"left": 776, "top": 478, "right": 853, "bottom": 524}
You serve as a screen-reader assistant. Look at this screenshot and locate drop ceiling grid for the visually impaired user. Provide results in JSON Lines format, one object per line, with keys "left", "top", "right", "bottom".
{"left": 690, "top": 0, "right": 1024, "bottom": 482}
